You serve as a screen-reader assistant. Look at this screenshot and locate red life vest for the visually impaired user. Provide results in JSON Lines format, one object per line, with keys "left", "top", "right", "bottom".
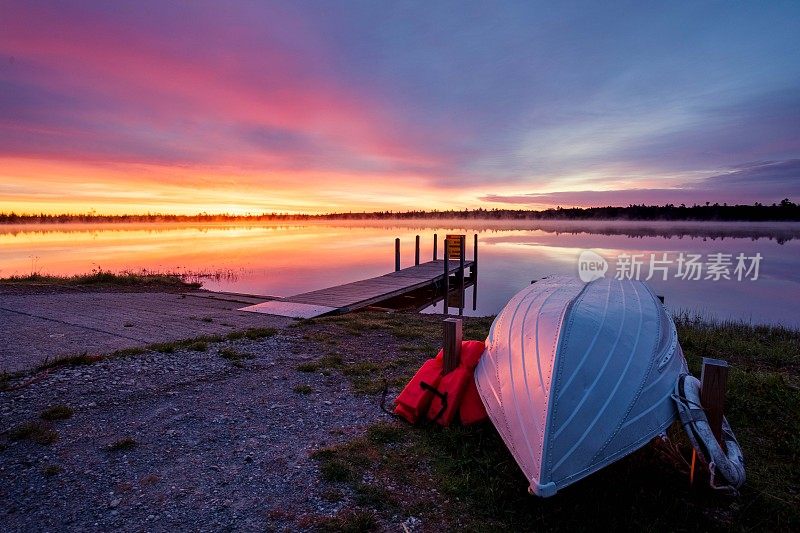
{"left": 396, "top": 340, "right": 488, "bottom": 427}
{"left": 393, "top": 351, "right": 444, "bottom": 424}
{"left": 459, "top": 378, "right": 488, "bottom": 425}
{"left": 427, "top": 340, "right": 486, "bottom": 426}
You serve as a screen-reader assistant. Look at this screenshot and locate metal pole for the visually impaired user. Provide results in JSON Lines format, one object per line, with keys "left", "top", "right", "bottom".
{"left": 415, "top": 235, "right": 420, "bottom": 266}
{"left": 395, "top": 238, "right": 400, "bottom": 272}
{"left": 433, "top": 233, "right": 438, "bottom": 260}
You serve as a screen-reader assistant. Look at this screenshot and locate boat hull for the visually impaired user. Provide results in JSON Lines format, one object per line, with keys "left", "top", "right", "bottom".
{"left": 475, "top": 276, "right": 686, "bottom": 496}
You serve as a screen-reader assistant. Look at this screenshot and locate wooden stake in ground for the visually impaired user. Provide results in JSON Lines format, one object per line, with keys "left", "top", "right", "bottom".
{"left": 443, "top": 318, "right": 462, "bottom": 374}
{"left": 690, "top": 357, "right": 730, "bottom": 485}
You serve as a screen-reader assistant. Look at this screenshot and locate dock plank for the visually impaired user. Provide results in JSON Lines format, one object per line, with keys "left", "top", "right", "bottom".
{"left": 240, "top": 259, "right": 474, "bottom": 317}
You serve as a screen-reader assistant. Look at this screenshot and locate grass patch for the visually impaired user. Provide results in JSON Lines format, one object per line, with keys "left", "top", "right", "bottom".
{"left": 312, "top": 509, "right": 378, "bottom": 532}
{"left": 302, "top": 312, "right": 494, "bottom": 395}
{"left": 366, "top": 422, "right": 405, "bottom": 445}
{"left": 226, "top": 327, "right": 278, "bottom": 341}
{"left": 309, "top": 317, "right": 799, "bottom": 531}
{"left": 40, "top": 404, "right": 73, "bottom": 421}
{"left": 42, "top": 464, "right": 62, "bottom": 476}
{"left": 37, "top": 352, "right": 102, "bottom": 371}
{"left": 25, "top": 327, "right": 279, "bottom": 375}
{"left": 297, "top": 361, "right": 320, "bottom": 372}
{"left": 219, "top": 347, "right": 253, "bottom": 366}
{"left": 354, "top": 483, "right": 397, "bottom": 510}
{"left": 108, "top": 437, "right": 137, "bottom": 451}
{"left": 150, "top": 335, "right": 222, "bottom": 353}
{"left": 675, "top": 311, "right": 800, "bottom": 372}
{"left": 112, "top": 347, "right": 147, "bottom": 357}
{"left": 293, "top": 384, "right": 314, "bottom": 395}
{"left": 9, "top": 421, "right": 58, "bottom": 444}
{"left": 1, "top": 269, "right": 201, "bottom": 289}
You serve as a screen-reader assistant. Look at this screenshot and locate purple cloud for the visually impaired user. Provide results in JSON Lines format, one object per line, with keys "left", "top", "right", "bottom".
{"left": 481, "top": 160, "right": 800, "bottom": 207}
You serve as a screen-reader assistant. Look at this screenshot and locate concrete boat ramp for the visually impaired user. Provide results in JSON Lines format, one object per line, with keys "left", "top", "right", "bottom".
{"left": 0, "top": 291, "right": 291, "bottom": 374}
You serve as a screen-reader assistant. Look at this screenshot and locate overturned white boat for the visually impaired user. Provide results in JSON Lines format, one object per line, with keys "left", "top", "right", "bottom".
{"left": 475, "top": 276, "right": 687, "bottom": 496}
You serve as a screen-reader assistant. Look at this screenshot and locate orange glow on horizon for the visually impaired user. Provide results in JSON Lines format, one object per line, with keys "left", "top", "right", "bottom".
{"left": 2, "top": 157, "right": 523, "bottom": 215}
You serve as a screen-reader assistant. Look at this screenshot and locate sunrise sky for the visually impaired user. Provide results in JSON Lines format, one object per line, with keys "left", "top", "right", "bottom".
{"left": 1, "top": 1, "right": 799, "bottom": 215}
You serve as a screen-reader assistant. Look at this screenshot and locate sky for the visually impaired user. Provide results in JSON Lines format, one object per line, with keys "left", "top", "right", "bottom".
{"left": 1, "top": 1, "right": 799, "bottom": 215}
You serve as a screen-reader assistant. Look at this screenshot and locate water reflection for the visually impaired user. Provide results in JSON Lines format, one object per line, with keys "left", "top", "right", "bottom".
{"left": 1, "top": 221, "right": 798, "bottom": 327}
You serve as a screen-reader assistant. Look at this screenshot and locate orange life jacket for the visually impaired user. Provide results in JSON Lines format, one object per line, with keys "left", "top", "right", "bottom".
{"left": 459, "top": 377, "right": 488, "bottom": 425}
{"left": 393, "top": 351, "right": 444, "bottom": 424}
{"left": 427, "top": 340, "right": 487, "bottom": 426}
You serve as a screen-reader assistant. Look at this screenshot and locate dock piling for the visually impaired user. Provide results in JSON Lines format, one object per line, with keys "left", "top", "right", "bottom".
{"left": 459, "top": 236, "right": 465, "bottom": 315}
{"left": 443, "top": 238, "right": 449, "bottom": 314}
{"left": 395, "top": 238, "right": 400, "bottom": 272}
{"left": 473, "top": 234, "right": 478, "bottom": 278}
{"left": 433, "top": 233, "right": 438, "bottom": 260}
{"left": 415, "top": 235, "right": 420, "bottom": 266}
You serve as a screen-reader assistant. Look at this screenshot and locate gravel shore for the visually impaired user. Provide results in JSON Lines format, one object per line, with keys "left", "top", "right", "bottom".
{"left": 1, "top": 323, "right": 397, "bottom": 531}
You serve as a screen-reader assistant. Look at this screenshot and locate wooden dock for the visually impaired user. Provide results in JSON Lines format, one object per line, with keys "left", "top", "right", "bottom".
{"left": 242, "top": 234, "right": 477, "bottom": 318}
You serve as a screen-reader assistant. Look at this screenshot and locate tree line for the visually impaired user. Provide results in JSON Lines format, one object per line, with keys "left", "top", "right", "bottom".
{"left": 1, "top": 199, "right": 798, "bottom": 223}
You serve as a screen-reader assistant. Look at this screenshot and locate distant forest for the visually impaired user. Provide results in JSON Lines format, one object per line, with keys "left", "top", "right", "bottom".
{"left": 1, "top": 199, "right": 798, "bottom": 223}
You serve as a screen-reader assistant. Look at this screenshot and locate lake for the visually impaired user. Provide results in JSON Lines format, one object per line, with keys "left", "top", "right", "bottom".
{"left": 1, "top": 220, "right": 799, "bottom": 328}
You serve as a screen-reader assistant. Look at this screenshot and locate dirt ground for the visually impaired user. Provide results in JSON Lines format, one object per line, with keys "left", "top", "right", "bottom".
{"left": 0, "top": 303, "right": 484, "bottom": 532}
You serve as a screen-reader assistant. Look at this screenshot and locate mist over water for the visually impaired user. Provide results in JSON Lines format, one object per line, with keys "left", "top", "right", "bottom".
{"left": 2, "top": 220, "right": 798, "bottom": 328}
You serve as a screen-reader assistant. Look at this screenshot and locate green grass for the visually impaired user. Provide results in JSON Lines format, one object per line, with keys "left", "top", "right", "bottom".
{"left": 310, "top": 510, "right": 378, "bottom": 532}
{"left": 37, "top": 352, "right": 102, "bottom": 371}
{"left": 226, "top": 327, "right": 278, "bottom": 340}
{"left": 42, "top": 464, "right": 62, "bottom": 477}
{"left": 107, "top": 437, "right": 137, "bottom": 451}
{"left": 40, "top": 404, "right": 73, "bottom": 420}
{"left": 296, "top": 312, "right": 494, "bottom": 395}
{"left": 309, "top": 315, "right": 799, "bottom": 531}
{"left": 0, "top": 269, "right": 201, "bottom": 289}
{"left": 218, "top": 347, "right": 253, "bottom": 366}
{"left": 16, "top": 327, "right": 281, "bottom": 378}
{"left": 9, "top": 421, "right": 58, "bottom": 444}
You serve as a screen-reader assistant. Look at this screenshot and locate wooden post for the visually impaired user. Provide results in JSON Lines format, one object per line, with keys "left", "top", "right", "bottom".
{"left": 395, "top": 238, "right": 400, "bottom": 272}
{"left": 443, "top": 238, "right": 449, "bottom": 314}
{"left": 459, "top": 235, "right": 465, "bottom": 315}
{"left": 690, "top": 357, "right": 730, "bottom": 486}
{"left": 443, "top": 318, "right": 462, "bottom": 374}
{"left": 415, "top": 235, "right": 420, "bottom": 266}
{"left": 473, "top": 233, "right": 478, "bottom": 278}
{"left": 700, "top": 358, "right": 729, "bottom": 449}
{"left": 433, "top": 233, "right": 438, "bottom": 260}
{"left": 472, "top": 233, "right": 478, "bottom": 311}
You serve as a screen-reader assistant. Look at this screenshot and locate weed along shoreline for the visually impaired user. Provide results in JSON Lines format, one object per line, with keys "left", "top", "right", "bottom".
{"left": 0, "top": 279, "right": 798, "bottom": 531}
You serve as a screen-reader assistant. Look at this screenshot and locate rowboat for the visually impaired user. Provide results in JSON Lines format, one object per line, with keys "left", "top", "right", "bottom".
{"left": 474, "top": 276, "right": 687, "bottom": 496}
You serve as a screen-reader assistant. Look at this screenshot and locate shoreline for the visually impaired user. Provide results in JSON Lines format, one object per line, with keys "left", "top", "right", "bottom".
{"left": 1, "top": 307, "right": 797, "bottom": 530}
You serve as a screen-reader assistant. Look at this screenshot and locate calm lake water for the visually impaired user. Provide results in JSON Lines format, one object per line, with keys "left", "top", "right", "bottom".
{"left": 1, "top": 220, "right": 799, "bottom": 327}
